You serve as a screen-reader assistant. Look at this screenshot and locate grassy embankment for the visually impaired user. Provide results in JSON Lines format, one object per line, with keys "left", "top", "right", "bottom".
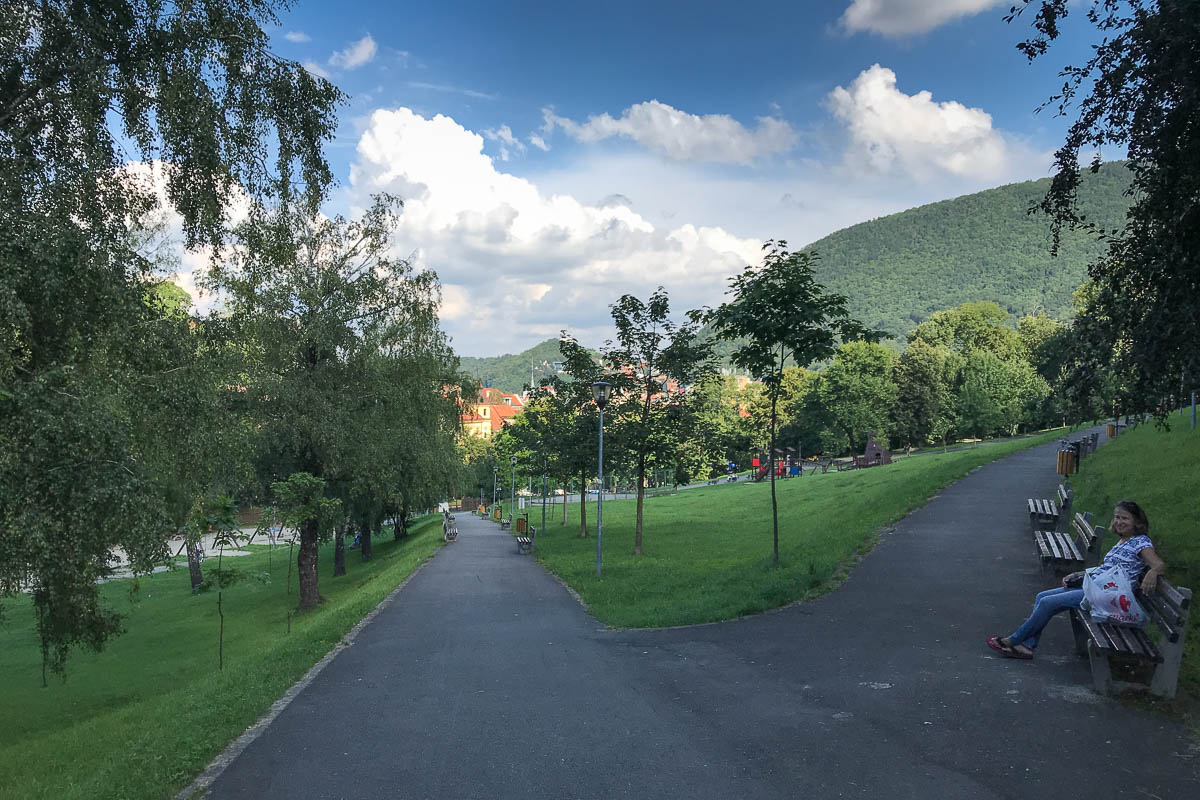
{"left": 0, "top": 515, "right": 442, "bottom": 800}
{"left": 503, "top": 429, "right": 1065, "bottom": 628}
{"left": 1067, "top": 418, "right": 1199, "bottom": 699}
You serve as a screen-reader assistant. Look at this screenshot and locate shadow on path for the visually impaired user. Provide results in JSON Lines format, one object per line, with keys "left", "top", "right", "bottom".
{"left": 202, "top": 426, "right": 1197, "bottom": 799}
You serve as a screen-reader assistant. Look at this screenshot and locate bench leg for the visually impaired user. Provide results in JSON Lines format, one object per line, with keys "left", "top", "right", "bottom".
{"left": 1086, "top": 640, "right": 1114, "bottom": 695}
{"left": 1069, "top": 612, "right": 1090, "bottom": 657}
{"left": 1150, "top": 628, "right": 1188, "bottom": 699}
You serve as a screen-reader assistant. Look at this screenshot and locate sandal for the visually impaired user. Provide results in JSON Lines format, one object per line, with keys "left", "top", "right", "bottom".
{"left": 987, "top": 636, "right": 1033, "bottom": 660}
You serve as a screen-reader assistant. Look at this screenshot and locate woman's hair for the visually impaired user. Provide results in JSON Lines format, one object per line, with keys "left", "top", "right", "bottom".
{"left": 1116, "top": 500, "right": 1150, "bottom": 534}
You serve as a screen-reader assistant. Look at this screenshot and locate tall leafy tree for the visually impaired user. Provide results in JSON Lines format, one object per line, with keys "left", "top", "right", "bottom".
{"left": 816, "top": 341, "right": 898, "bottom": 454}
{"left": 0, "top": 0, "right": 342, "bottom": 672}
{"left": 705, "top": 241, "right": 883, "bottom": 564}
{"left": 603, "top": 288, "right": 713, "bottom": 555}
{"left": 212, "top": 196, "right": 453, "bottom": 611}
{"left": 889, "top": 339, "right": 961, "bottom": 448}
{"left": 1009, "top": 0, "right": 1200, "bottom": 412}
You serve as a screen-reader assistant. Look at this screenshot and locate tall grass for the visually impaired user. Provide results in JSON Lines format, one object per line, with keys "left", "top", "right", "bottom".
{"left": 531, "top": 430, "right": 1064, "bottom": 628}
{"left": 0, "top": 516, "right": 442, "bottom": 800}
{"left": 1068, "top": 419, "right": 1199, "bottom": 697}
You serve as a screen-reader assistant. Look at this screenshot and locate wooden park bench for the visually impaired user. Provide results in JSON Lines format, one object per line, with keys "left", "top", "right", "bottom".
{"left": 515, "top": 528, "right": 536, "bottom": 555}
{"left": 442, "top": 512, "right": 458, "bottom": 543}
{"left": 1070, "top": 577, "right": 1192, "bottom": 698}
{"left": 1028, "top": 481, "right": 1072, "bottom": 533}
{"left": 1036, "top": 511, "right": 1103, "bottom": 574}
{"left": 499, "top": 517, "right": 511, "bottom": 531}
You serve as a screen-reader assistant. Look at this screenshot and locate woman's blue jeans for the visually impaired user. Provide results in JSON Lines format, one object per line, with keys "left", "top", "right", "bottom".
{"left": 1008, "top": 587, "right": 1084, "bottom": 650}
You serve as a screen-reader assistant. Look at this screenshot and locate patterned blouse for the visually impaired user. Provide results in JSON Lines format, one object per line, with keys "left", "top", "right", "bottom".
{"left": 1102, "top": 534, "right": 1154, "bottom": 581}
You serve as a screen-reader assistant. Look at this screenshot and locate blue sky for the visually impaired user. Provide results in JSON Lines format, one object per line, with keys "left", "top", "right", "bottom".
{"left": 186, "top": 0, "right": 1103, "bottom": 357}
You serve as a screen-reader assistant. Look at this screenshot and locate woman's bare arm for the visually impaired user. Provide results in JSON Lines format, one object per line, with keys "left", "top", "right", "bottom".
{"left": 1139, "top": 547, "right": 1166, "bottom": 593}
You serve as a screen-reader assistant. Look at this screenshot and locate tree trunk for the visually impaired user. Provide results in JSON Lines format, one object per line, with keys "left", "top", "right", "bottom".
{"left": 297, "top": 516, "right": 322, "bottom": 611}
{"left": 359, "top": 514, "right": 372, "bottom": 561}
{"left": 770, "top": 386, "right": 780, "bottom": 565}
{"left": 333, "top": 522, "right": 346, "bottom": 577}
{"left": 634, "top": 452, "right": 646, "bottom": 555}
{"left": 578, "top": 468, "right": 588, "bottom": 537}
{"left": 186, "top": 539, "right": 204, "bottom": 593}
{"left": 395, "top": 503, "right": 409, "bottom": 540}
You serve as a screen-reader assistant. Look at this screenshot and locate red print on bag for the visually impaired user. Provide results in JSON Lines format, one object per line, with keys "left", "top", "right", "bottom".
{"left": 1118, "top": 594, "right": 1132, "bottom": 613}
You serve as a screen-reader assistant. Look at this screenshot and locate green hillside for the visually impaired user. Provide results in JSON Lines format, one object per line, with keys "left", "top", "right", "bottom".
{"left": 461, "top": 164, "right": 1132, "bottom": 391}
{"left": 459, "top": 338, "right": 571, "bottom": 392}
{"left": 806, "top": 162, "right": 1131, "bottom": 338}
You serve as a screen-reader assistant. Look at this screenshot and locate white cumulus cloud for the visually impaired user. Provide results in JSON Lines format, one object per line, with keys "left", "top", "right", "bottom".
{"left": 483, "top": 125, "right": 525, "bottom": 162}
{"left": 348, "top": 108, "right": 763, "bottom": 355}
{"left": 827, "top": 64, "right": 1022, "bottom": 181}
{"left": 839, "top": 0, "right": 1006, "bottom": 37}
{"left": 284, "top": 31, "right": 311, "bottom": 43}
{"left": 543, "top": 100, "right": 797, "bottom": 164}
{"left": 329, "top": 34, "right": 377, "bottom": 70}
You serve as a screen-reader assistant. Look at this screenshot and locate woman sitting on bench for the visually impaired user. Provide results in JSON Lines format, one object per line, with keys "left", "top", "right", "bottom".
{"left": 987, "top": 501, "right": 1166, "bottom": 660}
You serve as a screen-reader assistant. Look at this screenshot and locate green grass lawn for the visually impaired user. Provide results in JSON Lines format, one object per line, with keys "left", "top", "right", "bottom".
{"left": 528, "top": 430, "right": 1065, "bottom": 628}
{"left": 1067, "top": 418, "right": 1200, "bottom": 699}
{"left": 0, "top": 516, "right": 442, "bottom": 800}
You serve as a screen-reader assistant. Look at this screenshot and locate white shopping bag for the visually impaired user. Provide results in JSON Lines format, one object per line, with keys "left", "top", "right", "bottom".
{"left": 1081, "top": 564, "right": 1148, "bottom": 627}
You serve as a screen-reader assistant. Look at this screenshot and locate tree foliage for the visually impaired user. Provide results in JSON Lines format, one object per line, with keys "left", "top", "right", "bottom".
{"left": 212, "top": 196, "right": 460, "bottom": 610}
{"left": 705, "top": 241, "right": 883, "bottom": 564}
{"left": 1009, "top": 0, "right": 1200, "bottom": 412}
{"left": 0, "top": 0, "right": 343, "bottom": 674}
{"left": 603, "top": 288, "right": 713, "bottom": 555}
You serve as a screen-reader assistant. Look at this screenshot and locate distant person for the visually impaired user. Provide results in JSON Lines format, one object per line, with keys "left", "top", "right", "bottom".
{"left": 987, "top": 501, "right": 1166, "bottom": 659}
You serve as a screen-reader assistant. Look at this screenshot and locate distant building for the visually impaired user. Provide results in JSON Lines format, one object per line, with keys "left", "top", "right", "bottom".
{"left": 461, "top": 387, "right": 525, "bottom": 439}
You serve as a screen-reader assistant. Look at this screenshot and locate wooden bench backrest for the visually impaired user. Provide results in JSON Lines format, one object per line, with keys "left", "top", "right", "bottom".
{"left": 1071, "top": 511, "right": 1104, "bottom": 564}
{"left": 1137, "top": 578, "right": 1192, "bottom": 643}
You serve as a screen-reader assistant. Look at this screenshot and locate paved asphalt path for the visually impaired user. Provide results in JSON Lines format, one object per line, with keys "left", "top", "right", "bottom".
{"left": 202, "top": 426, "right": 1197, "bottom": 799}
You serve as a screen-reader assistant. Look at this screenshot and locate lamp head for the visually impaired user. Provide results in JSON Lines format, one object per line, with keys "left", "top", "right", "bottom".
{"left": 591, "top": 380, "right": 612, "bottom": 409}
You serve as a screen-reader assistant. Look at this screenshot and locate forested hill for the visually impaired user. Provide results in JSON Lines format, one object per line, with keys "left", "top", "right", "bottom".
{"left": 461, "top": 164, "right": 1131, "bottom": 391}
{"left": 458, "top": 338, "right": 568, "bottom": 392}
{"left": 804, "top": 162, "right": 1131, "bottom": 338}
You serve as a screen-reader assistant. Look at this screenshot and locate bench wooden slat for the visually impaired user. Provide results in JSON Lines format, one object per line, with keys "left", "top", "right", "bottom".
{"left": 1056, "top": 532, "right": 1083, "bottom": 562}
{"left": 1034, "top": 531, "right": 1052, "bottom": 559}
{"left": 1127, "top": 627, "right": 1163, "bottom": 662}
{"left": 1144, "top": 589, "right": 1187, "bottom": 627}
{"left": 1045, "top": 532, "right": 1064, "bottom": 560}
{"left": 1157, "top": 577, "right": 1190, "bottom": 611}
{"left": 1140, "top": 596, "right": 1180, "bottom": 643}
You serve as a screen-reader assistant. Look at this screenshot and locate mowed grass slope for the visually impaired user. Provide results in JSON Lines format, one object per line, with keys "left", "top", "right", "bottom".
{"left": 531, "top": 431, "right": 1064, "bottom": 628}
{"left": 0, "top": 516, "right": 442, "bottom": 800}
{"left": 1068, "top": 419, "right": 1200, "bottom": 698}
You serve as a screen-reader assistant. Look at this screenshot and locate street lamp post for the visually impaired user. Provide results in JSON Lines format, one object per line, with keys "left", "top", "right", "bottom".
{"left": 510, "top": 456, "right": 516, "bottom": 523}
{"left": 591, "top": 381, "right": 612, "bottom": 577}
{"left": 539, "top": 441, "right": 547, "bottom": 541}
{"left": 493, "top": 466, "right": 498, "bottom": 510}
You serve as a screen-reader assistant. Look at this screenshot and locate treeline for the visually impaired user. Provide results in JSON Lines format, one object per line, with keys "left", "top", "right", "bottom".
{"left": 460, "top": 296, "right": 1093, "bottom": 515}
